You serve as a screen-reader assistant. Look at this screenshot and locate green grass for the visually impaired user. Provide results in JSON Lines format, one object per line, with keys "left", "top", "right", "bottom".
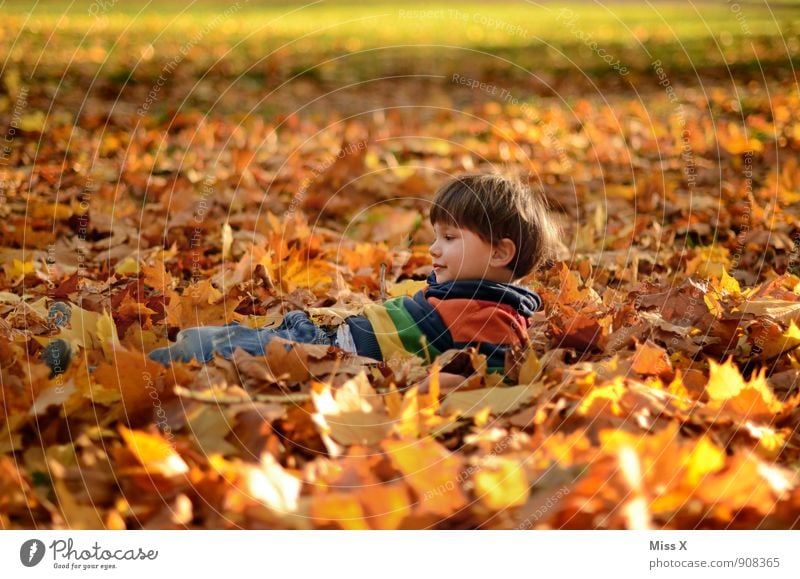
{"left": 4, "top": 1, "right": 798, "bottom": 49}
{"left": 2, "top": 1, "right": 798, "bottom": 102}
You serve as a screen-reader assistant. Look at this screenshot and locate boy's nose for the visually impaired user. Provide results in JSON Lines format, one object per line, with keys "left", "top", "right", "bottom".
{"left": 429, "top": 242, "right": 441, "bottom": 257}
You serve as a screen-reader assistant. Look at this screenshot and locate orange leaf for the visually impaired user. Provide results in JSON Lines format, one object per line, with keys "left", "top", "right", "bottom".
{"left": 631, "top": 340, "right": 673, "bottom": 377}
{"left": 312, "top": 493, "right": 370, "bottom": 530}
{"left": 358, "top": 483, "right": 412, "bottom": 529}
{"left": 91, "top": 349, "right": 164, "bottom": 413}
{"left": 142, "top": 261, "right": 173, "bottom": 294}
{"left": 705, "top": 359, "right": 784, "bottom": 422}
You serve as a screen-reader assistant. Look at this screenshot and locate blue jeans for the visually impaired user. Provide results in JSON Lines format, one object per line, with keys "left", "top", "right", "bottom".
{"left": 148, "top": 311, "right": 333, "bottom": 366}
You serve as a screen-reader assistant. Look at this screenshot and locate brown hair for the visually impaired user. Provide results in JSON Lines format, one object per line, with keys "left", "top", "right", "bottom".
{"left": 429, "top": 174, "right": 559, "bottom": 278}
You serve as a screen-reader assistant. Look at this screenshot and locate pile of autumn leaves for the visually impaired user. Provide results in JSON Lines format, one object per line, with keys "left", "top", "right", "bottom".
{"left": 3, "top": 62, "right": 800, "bottom": 528}
{"left": 2, "top": 224, "right": 800, "bottom": 529}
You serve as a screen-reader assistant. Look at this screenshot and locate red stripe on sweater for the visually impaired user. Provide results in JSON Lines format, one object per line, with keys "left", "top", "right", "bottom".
{"left": 427, "top": 298, "right": 528, "bottom": 344}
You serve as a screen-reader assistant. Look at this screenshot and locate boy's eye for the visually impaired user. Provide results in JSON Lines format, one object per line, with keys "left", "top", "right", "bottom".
{"left": 443, "top": 235, "right": 455, "bottom": 241}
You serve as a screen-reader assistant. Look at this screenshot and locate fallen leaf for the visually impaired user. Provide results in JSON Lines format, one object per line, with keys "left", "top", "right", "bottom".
{"left": 440, "top": 384, "right": 542, "bottom": 418}
{"left": 119, "top": 427, "right": 188, "bottom": 477}
{"left": 473, "top": 456, "right": 530, "bottom": 511}
{"left": 383, "top": 438, "right": 466, "bottom": 517}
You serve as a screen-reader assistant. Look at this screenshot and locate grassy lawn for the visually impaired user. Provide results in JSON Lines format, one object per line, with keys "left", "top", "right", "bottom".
{"left": 3, "top": 1, "right": 798, "bottom": 79}
{"left": 4, "top": 1, "right": 797, "bottom": 41}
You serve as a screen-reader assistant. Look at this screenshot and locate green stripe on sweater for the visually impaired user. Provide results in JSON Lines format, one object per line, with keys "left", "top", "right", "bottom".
{"left": 383, "top": 298, "right": 442, "bottom": 361}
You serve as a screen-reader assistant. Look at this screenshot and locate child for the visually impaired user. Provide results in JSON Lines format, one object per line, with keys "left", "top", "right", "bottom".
{"left": 148, "top": 174, "right": 559, "bottom": 389}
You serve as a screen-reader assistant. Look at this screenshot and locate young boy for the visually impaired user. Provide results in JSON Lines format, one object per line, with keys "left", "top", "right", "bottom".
{"left": 148, "top": 174, "right": 559, "bottom": 389}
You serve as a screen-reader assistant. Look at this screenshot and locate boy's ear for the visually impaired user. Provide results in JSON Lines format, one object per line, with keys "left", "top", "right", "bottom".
{"left": 490, "top": 238, "right": 516, "bottom": 268}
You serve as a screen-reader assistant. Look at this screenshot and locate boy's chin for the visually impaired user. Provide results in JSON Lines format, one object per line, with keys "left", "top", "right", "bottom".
{"left": 433, "top": 268, "right": 450, "bottom": 282}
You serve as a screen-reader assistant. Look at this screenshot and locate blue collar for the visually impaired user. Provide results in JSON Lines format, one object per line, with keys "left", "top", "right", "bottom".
{"left": 423, "top": 270, "right": 542, "bottom": 317}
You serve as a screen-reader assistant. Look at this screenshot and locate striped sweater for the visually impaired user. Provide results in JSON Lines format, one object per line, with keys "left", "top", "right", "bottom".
{"left": 345, "top": 271, "right": 542, "bottom": 373}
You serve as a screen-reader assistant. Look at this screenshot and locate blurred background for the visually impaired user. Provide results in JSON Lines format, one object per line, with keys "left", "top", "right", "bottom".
{"left": 2, "top": 1, "right": 798, "bottom": 265}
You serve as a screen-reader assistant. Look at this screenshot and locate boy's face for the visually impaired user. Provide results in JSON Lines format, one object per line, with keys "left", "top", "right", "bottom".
{"left": 429, "top": 222, "right": 512, "bottom": 283}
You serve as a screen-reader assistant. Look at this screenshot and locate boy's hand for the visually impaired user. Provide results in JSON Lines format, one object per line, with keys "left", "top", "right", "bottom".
{"left": 417, "top": 372, "right": 469, "bottom": 395}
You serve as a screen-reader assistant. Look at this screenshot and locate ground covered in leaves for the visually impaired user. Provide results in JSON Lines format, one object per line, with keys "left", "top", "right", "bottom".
{"left": 2, "top": 2, "right": 800, "bottom": 529}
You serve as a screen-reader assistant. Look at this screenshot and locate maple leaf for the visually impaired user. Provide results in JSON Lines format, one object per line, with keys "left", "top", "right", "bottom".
{"left": 705, "top": 359, "right": 784, "bottom": 422}
{"left": 141, "top": 261, "right": 173, "bottom": 294}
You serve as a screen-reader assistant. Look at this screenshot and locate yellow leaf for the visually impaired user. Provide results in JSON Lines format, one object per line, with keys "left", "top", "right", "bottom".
{"left": 601, "top": 424, "right": 728, "bottom": 515}
{"left": 473, "top": 457, "right": 530, "bottom": 511}
{"left": 19, "top": 110, "right": 46, "bottom": 133}
{"left": 96, "top": 310, "right": 121, "bottom": 359}
{"left": 721, "top": 122, "right": 763, "bottom": 154}
{"left": 6, "top": 259, "right": 35, "bottom": 278}
{"left": 473, "top": 405, "right": 491, "bottom": 427}
{"left": 29, "top": 202, "right": 72, "bottom": 220}
{"left": 114, "top": 257, "right": 140, "bottom": 275}
{"left": 577, "top": 377, "right": 626, "bottom": 417}
{"left": 750, "top": 320, "right": 800, "bottom": 360}
{"left": 41, "top": 301, "right": 103, "bottom": 350}
{"left": 186, "top": 279, "right": 223, "bottom": 305}
{"left": 119, "top": 427, "right": 188, "bottom": 477}
{"left": 685, "top": 245, "right": 730, "bottom": 278}
{"left": 3, "top": 68, "right": 20, "bottom": 97}
{"left": 99, "top": 134, "right": 121, "bottom": 155}
{"left": 306, "top": 306, "right": 356, "bottom": 325}
{"left": 383, "top": 438, "right": 466, "bottom": 517}
{"left": 388, "top": 279, "right": 427, "bottom": 298}
{"left": 394, "top": 386, "right": 421, "bottom": 438}
{"left": 278, "top": 253, "right": 332, "bottom": 293}
{"left": 744, "top": 423, "right": 788, "bottom": 459}
{"left": 422, "top": 364, "right": 440, "bottom": 414}
{"left": 557, "top": 262, "right": 590, "bottom": 304}
{"left": 704, "top": 293, "right": 723, "bottom": 317}
{"left": 604, "top": 184, "right": 636, "bottom": 200}
{"left": 321, "top": 411, "right": 393, "bottom": 447}
{"left": 517, "top": 350, "right": 541, "bottom": 384}
{"left": 685, "top": 435, "right": 725, "bottom": 486}
{"left": 719, "top": 269, "right": 741, "bottom": 295}
{"left": 391, "top": 384, "right": 447, "bottom": 438}
{"left": 120, "top": 322, "right": 166, "bottom": 352}
{"left": 384, "top": 383, "right": 403, "bottom": 420}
